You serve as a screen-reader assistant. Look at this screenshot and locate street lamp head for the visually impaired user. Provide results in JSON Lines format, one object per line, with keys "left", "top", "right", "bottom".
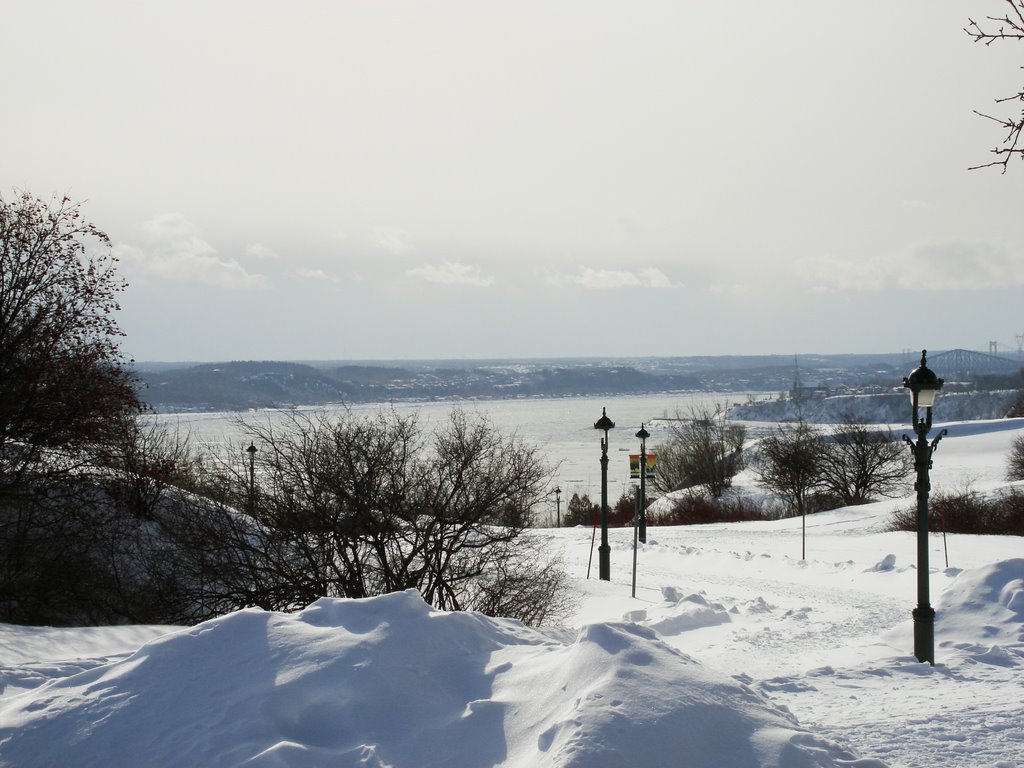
{"left": 554, "top": 486, "right": 561, "bottom": 496}
{"left": 246, "top": 442, "right": 258, "bottom": 457}
{"left": 594, "top": 407, "right": 615, "bottom": 435}
{"left": 903, "top": 349, "right": 944, "bottom": 408}
{"left": 635, "top": 423, "right": 650, "bottom": 442}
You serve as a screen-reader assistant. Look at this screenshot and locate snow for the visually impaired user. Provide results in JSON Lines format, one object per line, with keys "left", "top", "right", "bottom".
{"left": 0, "top": 420, "right": 1022, "bottom": 767}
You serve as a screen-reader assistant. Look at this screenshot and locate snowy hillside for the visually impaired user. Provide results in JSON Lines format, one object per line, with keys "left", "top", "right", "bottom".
{"left": 729, "top": 390, "right": 1020, "bottom": 424}
{"left": 0, "top": 419, "right": 1021, "bottom": 767}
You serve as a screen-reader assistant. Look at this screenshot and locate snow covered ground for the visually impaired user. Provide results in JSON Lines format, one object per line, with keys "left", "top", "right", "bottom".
{"left": 0, "top": 419, "right": 1021, "bottom": 767}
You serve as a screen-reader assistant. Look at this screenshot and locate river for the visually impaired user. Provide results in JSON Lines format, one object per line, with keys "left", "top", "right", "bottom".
{"left": 157, "top": 392, "right": 763, "bottom": 524}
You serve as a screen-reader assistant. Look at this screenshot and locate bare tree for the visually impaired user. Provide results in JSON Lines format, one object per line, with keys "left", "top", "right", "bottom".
{"left": 653, "top": 405, "right": 746, "bottom": 498}
{"left": 1008, "top": 434, "right": 1024, "bottom": 481}
{"left": 965, "top": 0, "right": 1024, "bottom": 171}
{"left": 755, "top": 419, "right": 824, "bottom": 518}
{"left": 818, "top": 415, "right": 912, "bottom": 505}
{"left": 188, "top": 407, "right": 568, "bottom": 625}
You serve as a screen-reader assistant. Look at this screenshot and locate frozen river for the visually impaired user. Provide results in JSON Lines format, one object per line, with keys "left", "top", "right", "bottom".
{"left": 157, "top": 392, "right": 764, "bottom": 522}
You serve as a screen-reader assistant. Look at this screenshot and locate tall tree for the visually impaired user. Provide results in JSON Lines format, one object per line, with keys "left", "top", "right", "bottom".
{"left": 0, "top": 190, "right": 140, "bottom": 478}
{"left": 0, "top": 191, "right": 141, "bottom": 624}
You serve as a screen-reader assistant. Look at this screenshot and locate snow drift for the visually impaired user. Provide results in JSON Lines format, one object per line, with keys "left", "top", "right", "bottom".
{"left": 0, "top": 590, "right": 877, "bottom": 768}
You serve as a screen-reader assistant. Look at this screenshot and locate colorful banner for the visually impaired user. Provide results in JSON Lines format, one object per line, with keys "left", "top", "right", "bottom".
{"left": 629, "top": 453, "right": 657, "bottom": 479}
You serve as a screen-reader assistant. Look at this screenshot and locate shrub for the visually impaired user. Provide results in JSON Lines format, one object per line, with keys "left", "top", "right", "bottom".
{"left": 647, "top": 492, "right": 776, "bottom": 526}
{"left": 1007, "top": 434, "right": 1024, "bottom": 481}
{"left": 888, "top": 487, "right": 1024, "bottom": 536}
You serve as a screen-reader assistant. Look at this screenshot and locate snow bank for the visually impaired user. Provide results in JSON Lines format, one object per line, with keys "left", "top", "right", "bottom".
{"left": 937, "top": 558, "right": 1024, "bottom": 649}
{"left": 0, "top": 590, "right": 878, "bottom": 768}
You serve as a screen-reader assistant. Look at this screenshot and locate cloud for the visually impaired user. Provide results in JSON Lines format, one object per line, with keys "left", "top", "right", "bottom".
{"left": 708, "top": 282, "right": 754, "bottom": 297}
{"left": 406, "top": 261, "right": 494, "bottom": 287}
{"left": 295, "top": 268, "right": 341, "bottom": 284}
{"left": 895, "top": 242, "right": 1024, "bottom": 291}
{"left": 372, "top": 227, "right": 412, "bottom": 256}
{"left": 796, "top": 242, "right": 1024, "bottom": 294}
{"left": 549, "top": 267, "right": 680, "bottom": 290}
{"left": 246, "top": 242, "right": 279, "bottom": 260}
{"left": 794, "top": 254, "right": 886, "bottom": 294}
{"left": 120, "top": 213, "right": 269, "bottom": 290}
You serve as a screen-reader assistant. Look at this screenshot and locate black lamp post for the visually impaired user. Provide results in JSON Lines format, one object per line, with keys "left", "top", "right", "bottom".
{"left": 636, "top": 423, "right": 650, "bottom": 544}
{"left": 902, "top": 349, "right": 946, "bottom": 666}
{"left": 554, "top": 486, "right": 562, "bottom": 528}
{"left": 594, "top": 407, "right": 615, "bottom": 581}
{"left": 246, "top": 441, "right": 257, "bottom": 513}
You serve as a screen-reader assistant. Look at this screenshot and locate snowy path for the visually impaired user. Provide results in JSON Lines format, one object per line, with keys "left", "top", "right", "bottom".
{"left": 546, "top": 509, "right": 1024, "bottom": 768}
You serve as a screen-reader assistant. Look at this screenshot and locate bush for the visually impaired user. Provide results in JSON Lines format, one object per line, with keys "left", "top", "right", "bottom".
{"left": 652, "top": 406, "right": 746, "bottom": 498}
{"left": 1007, "top": 434, "right": 1024, "bottom": 481}
{"left": 647, "top": 492, "right": 777, "bottom": 526}
{"left": 888, "top": 487, "right": 1024, "bottom": 536}
{"left": 187, "top": 408, "right": 571, "bottom": 626}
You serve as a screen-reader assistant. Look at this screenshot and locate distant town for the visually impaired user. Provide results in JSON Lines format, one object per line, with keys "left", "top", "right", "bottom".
{"left": 135, "top": 349, "right": 1023, "bottom": 412}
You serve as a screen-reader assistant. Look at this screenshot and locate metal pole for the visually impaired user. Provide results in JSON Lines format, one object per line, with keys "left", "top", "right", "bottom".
{"left": 912, "top": 426, "right": 935, "bottom": 666}
{"left": 599, "top": 436, "right": 610, "bottom": 581}
{"left": 638, "top": 430, "right": 647, "bottom": 544}
{"left": 903, "top": 349, "right": 945, "bottom": 666}
{"left": 586, "top": 510, "right": 597, "bottom": 579}
{"left": 631, "top": 488, "right": 639, "bottom": 597}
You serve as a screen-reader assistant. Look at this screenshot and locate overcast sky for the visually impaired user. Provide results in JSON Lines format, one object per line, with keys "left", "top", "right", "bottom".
{"left": 3, "top": 1, "right": 1023, "bottom": 362}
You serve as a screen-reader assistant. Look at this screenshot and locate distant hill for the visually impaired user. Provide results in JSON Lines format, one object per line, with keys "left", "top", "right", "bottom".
{"left": 133, "top": 352, "right": 1022, "bottom": 413}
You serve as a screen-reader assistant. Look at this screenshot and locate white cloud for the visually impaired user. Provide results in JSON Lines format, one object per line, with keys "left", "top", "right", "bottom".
{"left": 638, "top": 268, "right": 676, "bottom": 289}
{"left": 120, "top": 213, "right": 269, "bottom": 290}
{"left": 372, "top": 227, "right": 412, "bottom": 256}
{"left": 794, "top": 254, "right": 886, "bottom": 294}
{"left": 708, "top": 282, "right": 754, "bottom": 297}
{"left": 795, "top": 243, "right": 1024, "bottom": 294}
{"left": 295, "top": 268, "right": 341, "bottom": 284}
{"left": 246, "top": 242, "right": 279, "bottom": 260}
{"left": 894, "top": 242, "right": 1024, "bottom": 291}
{"left": 406, "top": 261, "right": 494, "bottom": 287}
{"left": 549, "top": 267, "right": 680, "bottom": 290}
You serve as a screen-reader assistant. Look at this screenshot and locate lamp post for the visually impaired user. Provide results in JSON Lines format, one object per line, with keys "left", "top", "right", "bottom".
{"left": 246, "top": 442, "right": 257, "bottom": 513}
{"left": 554, "top": 486, "right": 562, "bottom": 528}
{"left": 594, "top": 407, "right": 615, "bottom": 581}
{"left": 636, "top": 423, "right": 650, "bottom": 544}
{"left": 902, "top": 349, "right": 946, "bottom": 666}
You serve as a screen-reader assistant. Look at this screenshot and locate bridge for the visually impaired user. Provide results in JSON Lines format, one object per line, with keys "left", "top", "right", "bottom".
{"left": 929, "top": 348, "right": 1021, "bottom": 376}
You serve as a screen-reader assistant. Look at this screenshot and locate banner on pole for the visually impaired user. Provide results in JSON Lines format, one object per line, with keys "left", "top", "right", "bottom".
{"left": 629, "top": 453, "right": 657, "bottom": 479}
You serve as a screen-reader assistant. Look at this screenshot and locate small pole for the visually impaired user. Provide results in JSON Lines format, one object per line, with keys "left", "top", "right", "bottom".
{"left": 586, "top": 510, "right": 598, "bottom": 579}
{"left": 631, "top": 489, "right": 640, "bottom": 598}
{"left": 940, "top": 508, "right": 949, "bottom": 568}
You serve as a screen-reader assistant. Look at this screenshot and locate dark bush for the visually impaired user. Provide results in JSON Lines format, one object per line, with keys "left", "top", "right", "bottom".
{"left": 647, "top": 493, "right": 778, "bottom": 526}
{"left": 1007, "top": 434, "right": 1024, "bottom": 481}
{"left": 888, "top": 487, "right": 1024, "bottom": 536}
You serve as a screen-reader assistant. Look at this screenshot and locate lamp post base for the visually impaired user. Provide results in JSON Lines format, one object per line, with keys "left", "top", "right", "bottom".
{"left": 598, "top": 544, "right": 610, "bottom": 581}
{"left": 913, "top": 606, "right": 935, "bottom": 665}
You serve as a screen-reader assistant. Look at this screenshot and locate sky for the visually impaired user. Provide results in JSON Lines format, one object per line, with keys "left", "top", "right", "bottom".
{"left": 3, "top": 1, "right": 1023, "bottom": 362}
{"left": 1, "top": 419, "right": 1023, "bottom": 767}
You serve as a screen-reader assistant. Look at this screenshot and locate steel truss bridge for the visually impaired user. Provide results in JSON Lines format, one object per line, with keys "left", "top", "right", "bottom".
{"left": 929, "top": 348, "right": 1022, "bottom": 376}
